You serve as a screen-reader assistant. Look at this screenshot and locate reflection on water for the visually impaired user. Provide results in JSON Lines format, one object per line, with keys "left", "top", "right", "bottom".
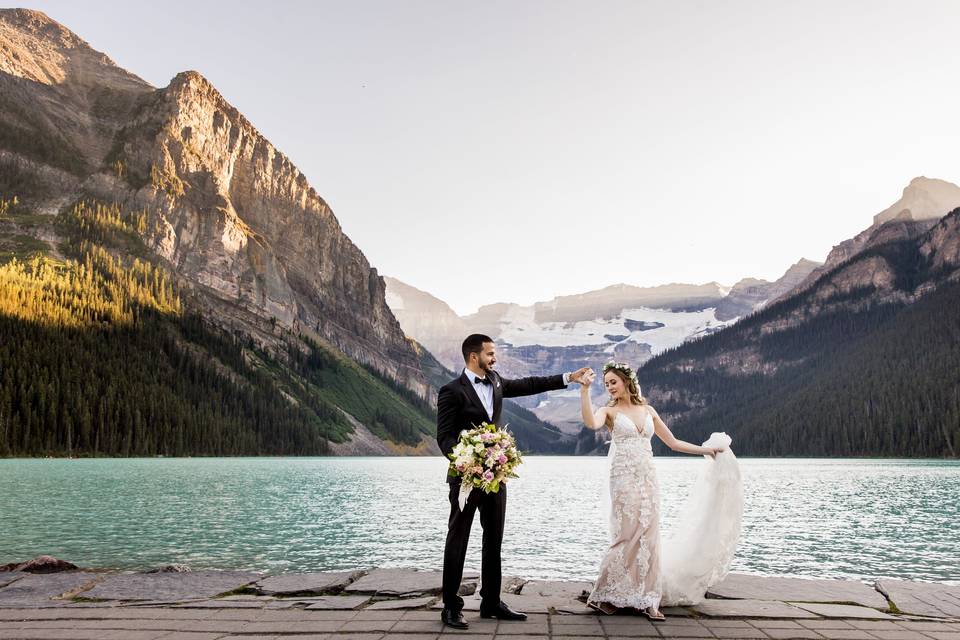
{"left": 0, "top": 457, "right": 957, "bottom": 583}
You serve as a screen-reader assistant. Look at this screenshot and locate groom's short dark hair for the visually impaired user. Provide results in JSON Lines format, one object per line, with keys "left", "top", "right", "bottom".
{"left": 462, "top": 334, "right": 494, "bottom": 362}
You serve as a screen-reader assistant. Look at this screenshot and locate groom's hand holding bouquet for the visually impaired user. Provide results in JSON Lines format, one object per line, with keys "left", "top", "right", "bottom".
{"left": 448, "top": 422, "right": 522, "bottom": 510}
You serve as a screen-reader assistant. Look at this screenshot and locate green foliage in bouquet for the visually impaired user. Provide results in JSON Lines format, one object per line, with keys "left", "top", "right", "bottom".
{"left": 447, "top": 422, "right": 524, "bottom": 494}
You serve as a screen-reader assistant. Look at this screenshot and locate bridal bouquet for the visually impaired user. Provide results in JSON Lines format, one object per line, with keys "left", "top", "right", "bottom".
{"left": 448, "top": 422, "right": 523, "bottom": 510}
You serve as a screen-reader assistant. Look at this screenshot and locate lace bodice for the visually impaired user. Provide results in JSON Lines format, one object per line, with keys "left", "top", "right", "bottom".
{"left": 611, "top": 410, "right": 654, "bottom": 441}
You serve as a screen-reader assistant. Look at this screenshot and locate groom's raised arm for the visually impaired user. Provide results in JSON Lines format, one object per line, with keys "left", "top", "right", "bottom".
{"left": 500, "top": 373, "right": 567, "bottom": 398}
{"left": 436, "top": 384, "right": 460, "bottom": 457}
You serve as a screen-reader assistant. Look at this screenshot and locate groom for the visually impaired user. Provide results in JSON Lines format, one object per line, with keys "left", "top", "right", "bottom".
{"left": 437, "top": 333, "right": 588, "bottom": 629}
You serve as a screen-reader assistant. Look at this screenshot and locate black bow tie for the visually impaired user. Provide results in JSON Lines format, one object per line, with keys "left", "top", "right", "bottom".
{"left": 474, "top": 376, "right": 492, "bottom": 386}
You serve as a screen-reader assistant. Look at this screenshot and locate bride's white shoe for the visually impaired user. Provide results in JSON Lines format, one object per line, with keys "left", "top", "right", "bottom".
{"left": 643, "top": 606, "right": 665, "bottom": 621}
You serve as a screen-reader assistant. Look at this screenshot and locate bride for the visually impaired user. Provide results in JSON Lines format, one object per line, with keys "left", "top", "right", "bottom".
{"left": 579, "top": 361, "right": 743, "bottom": 619}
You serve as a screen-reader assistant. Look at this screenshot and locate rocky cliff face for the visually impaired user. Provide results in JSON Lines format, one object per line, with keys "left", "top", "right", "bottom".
{"left": 0, "top": 9, "right": 426, "bottom": 399}
{"left": 919, "top": 207, "right": 960, "bottom": 280}
{"left": 873, "top": 176, "right": 960, "bottom": 226}
{"left": 787, "top": 178, "right": 960, "bottom": 301}
{"left": 384, "top": 276, "right": 467, "bottom": 369}
{"left": 0, "top": 9, "right": 152, "bottom": 175}
{"left": 714, "top": 259, "right": 821, "bottom": 321}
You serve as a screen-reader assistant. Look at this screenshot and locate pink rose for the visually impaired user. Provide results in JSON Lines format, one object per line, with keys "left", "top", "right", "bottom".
{"left": 498, "top": 455, "right": 508, "bottom": 464}
{"left": 483, "top": 470, "right": 494, "bottom": 482}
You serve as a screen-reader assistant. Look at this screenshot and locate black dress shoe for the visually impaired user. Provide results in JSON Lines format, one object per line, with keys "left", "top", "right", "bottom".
{"left": 441, "top": 608, "right": 469, "bottom": 630}
{"left": 479, "top": 600, "right": 527, "bottom": 621}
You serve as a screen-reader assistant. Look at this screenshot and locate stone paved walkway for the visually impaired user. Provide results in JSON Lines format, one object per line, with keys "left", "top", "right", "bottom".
{"left": 0, "top": 568, "right": 956, "bottom": 640}
{"left": 1, "top": 606, "right": 958, "bottom": 640}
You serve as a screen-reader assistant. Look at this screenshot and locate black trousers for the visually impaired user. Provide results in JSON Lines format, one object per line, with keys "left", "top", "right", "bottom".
{"left": 442, "top": 482, "right": 507, "bottom": 610}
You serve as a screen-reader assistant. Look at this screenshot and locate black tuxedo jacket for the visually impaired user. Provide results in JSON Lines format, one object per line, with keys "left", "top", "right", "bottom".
{"left": 436, "top": 369, "right": 565, "bottom": 481}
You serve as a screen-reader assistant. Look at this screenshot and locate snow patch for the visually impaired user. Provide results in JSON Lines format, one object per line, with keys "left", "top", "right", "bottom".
{"left": 496, "top": 306, "right": 735, "bottom": 356}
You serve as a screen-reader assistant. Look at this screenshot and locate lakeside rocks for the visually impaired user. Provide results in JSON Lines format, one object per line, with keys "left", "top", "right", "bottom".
{"left": 0, "top": 567, "right": 956, "bottom": 623}
{"left": 146, "top": 564, "right": 192, "bottom": 573}
{"left": 256, "top": 570, "right": 364, "bottom": 596}
{"left": 83, "top": 571, "right": 262, "bottom": 602}
{"left": 0, "top": 571, "right": 99, "bottom": 604}
{"left": 0, "top": 556, "right": 78, "bottom": 574}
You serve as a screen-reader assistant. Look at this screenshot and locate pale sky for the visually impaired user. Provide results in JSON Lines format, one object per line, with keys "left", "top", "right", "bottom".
{"left": 23, "top": 0, "right": 960, "bottom": 314}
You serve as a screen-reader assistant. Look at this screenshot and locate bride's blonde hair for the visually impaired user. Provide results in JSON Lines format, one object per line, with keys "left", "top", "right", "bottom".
{"left": 603, "top": 361, "right": 646, "bottom": 406}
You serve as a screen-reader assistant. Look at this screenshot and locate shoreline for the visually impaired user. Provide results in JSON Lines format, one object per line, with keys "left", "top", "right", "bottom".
{"left": 3, "top": 455, "right": 960, "bottom": 460}
{"left": 1, "top": 565, "right": 959, "bottom": 639}
{"left": 1, "top": 565, "right": 957, "bottom": 618}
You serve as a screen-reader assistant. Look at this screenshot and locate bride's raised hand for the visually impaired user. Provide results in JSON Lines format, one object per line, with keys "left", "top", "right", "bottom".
{"left": 580, "top": 369, "right": 596, "bottom": 387}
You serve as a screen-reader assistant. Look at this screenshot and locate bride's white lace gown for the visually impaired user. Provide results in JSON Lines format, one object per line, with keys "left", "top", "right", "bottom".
{"left": 587, "top": 410, "right": 663, "bottom": 611}
{"left": 588, "top": 408, "right": 743, "bottom": 610}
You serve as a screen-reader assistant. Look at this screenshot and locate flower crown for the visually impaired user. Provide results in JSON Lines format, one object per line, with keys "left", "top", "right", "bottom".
{"left": 603, "top": 360, "right": 639, "bottom": 385}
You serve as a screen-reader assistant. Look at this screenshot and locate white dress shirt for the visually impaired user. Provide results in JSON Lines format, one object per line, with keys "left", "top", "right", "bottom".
{"left": 464, "top": 367, "right": 494, "bottom": 419}
{"left": 463, "top": 368, "right": 573, "bottom": 421}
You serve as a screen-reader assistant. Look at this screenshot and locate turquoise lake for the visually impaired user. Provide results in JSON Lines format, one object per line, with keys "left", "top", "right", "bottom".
{"left": 1, "top": 457, "right": 957, "bottom": 583}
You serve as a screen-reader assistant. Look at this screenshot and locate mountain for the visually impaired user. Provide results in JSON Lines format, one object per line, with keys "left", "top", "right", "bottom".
{"left": 0, "top": 9, "right": 440, "bottom": 456}
{"left": 874, "top": 176, "right": 960, "bottom": 226}
{"left": 715, "top": 259, "right": 822, "bottom": 321}
{"left": 784, "top": 177, "right": 960, "bottom": 302}
{"left": 633, "top": 206, "right": 960, "bottom": 458}
{"left": 385, "top": 260, "right": 820, "bottom": 432}
{"left": 384, "top": 276, "right": 467, "bottom": 369}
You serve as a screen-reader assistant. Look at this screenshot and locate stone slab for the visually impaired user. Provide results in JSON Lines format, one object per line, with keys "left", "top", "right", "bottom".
{"left": 304, "top": 595, "right": 372, "bottom": 610}
{"left": 262, "top": 599, "right": 301, "bottom": 608}
{"left": 366, "top": 596, "right": 437, "bottom": 610}
{"left": 434, "top": 595, "right": 480, "bottom": 611}
{"left": 555, "top": 600, "right": 594, "bottom": 615}
{"left": 693, "top": 598, "right": 821, "bottom": 618}
{"left": 790, "top": 603, "right": 895, "bottom": 619}
{"left": 450, "top": 577, "right": 594, "bottom": 615}
{"left": 0, "top": 572, "right": 24, "bottom": 589}
{"left": 83, "top": 571, "right": 261, "bottom": 601}
{"left": 520, "top": 580, "right": 593, "bottom": 600}
{"left": 255, "top": 570, "right": 363, "bottom": 595}
{"left": 507, "top": 581, "right": 595, "bottom": 614}
{"left": 708, "top": 573, "right": 889, "bottom": 609}
{"left": 0, "top": 571, "right": 100, "bottom": 603}
{"left": 119, "top": 599, "right": 208, "bottom": 607}
{"left": 876, "top": 579, "right": 960, "bottom": 618}
{"left": 173, "top": 599, "right": 265, "bottom": 608}
{"left": 265, "top": 597, "right": 362, "bottom": 609}
{"left": 433, "top": 592, "right": 592, "bottom": 614}
{"left": 345, "top": 568, "right": 476, "bottom": 596}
